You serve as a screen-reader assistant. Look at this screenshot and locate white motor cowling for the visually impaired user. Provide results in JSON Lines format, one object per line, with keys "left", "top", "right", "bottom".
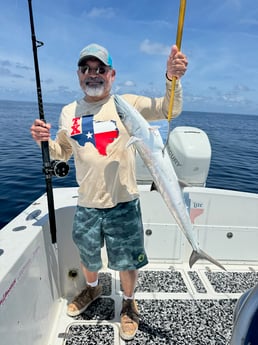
{"left": 136, "top": 126, "right": 212, "bottom": 187}
{"left": 167, "top": 126, "right": 211, "bottom": 186}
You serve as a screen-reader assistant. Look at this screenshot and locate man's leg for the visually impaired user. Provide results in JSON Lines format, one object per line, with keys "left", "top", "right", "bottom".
{"left": 67, "top": 263, "right": 102, "bottom": 316}
{"left": 103, "top": 200, "right": 147, "bottom": 340}
{"left": 120, "top": 270, "right": 138, "bottom": 297}
{"left": 81, "top": 263, "right": 98, "bottom": 284}
{"left": 120, "top": 270, "right": 140, "bottom": 341}
{"left": 68, "top": 206, "right": 103, "bottom": 316}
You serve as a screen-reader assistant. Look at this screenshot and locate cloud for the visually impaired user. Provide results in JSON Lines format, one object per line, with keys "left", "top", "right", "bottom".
{"left": 240, "top": 19, "right": 258, "bottom": 26}
{"left": 113, "top": 80, "right": 136, "bottom": 94}
{"left": 0, "top": 67, "right": 11, "bottom": 76}
{"left": 0, "top": 60, "right": 11, "bottom": 67}
{"left": 0, "top": 66, "right": 24, "bottom": 79}
{"left": 87, "top": 7, "right": 115, "bottom": 19}
{"left": 221, "top": 94, "right": 246, "bottom": 104}
{"left": 11, "top": 73, "right": 24, "bottom": 79}
{"left": 233, "top": 84, "right": 251, "bottom": 92}
{"left": 140, "top": 39, "right": 170, "bottom": 56}
{"left": 43, "top": 85, "right": 80, "bottom": 103}
{"left": 115, "top": 80, "right": 136, "bottom": 89}
{"left": 43, "top": 78, "right": 54, "bottom": 85}
{"left": 0, "top": 59, "right": 31, "bottom": 80}
{"left": 219, "top": 83, "right": 251, "bottom": 106}
{"left": 16, "top": 63, "right": 33, "bottom": 71}
{"left": 124, "top": 80, "right": 135, "bottom": 87}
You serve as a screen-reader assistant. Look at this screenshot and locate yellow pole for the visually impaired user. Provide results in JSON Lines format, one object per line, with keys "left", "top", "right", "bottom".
{"left": 167, "top": 0, "right": 187, "bottom": 123}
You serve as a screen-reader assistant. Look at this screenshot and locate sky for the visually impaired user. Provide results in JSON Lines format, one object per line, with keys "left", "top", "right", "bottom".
{"left": 1, "top": 0, "right": 258, "bottom": 115}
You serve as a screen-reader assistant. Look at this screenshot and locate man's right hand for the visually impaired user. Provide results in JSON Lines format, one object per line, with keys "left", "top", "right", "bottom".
{"left": 30, "top": 119, "right": 51, "bottom": 142}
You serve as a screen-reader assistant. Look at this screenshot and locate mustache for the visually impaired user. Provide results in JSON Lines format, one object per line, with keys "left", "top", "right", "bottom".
{"left": 85, "top": 77, "right": 104, "bottom": 85}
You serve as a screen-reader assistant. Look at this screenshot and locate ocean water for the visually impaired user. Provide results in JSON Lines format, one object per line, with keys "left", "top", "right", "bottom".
{"left": 0, "top": 99, "right": 257, "bottom": 229}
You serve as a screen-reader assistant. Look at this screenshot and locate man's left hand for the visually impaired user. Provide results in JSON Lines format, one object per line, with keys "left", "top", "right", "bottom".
{"left": 166, "top": 44, "right": 188, "bottom": 80}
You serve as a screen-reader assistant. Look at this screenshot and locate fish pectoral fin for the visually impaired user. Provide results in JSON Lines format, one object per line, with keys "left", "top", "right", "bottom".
{"left": 189, "top": 249, "right": 226, "bottom": 271}
{"left": 126, "top": 136, "right": 141, "bottom": 148}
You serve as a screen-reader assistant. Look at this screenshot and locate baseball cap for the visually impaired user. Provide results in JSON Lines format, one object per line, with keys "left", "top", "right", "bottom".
{"left": 77, "top": 43, "right": 113, "bottom": 67}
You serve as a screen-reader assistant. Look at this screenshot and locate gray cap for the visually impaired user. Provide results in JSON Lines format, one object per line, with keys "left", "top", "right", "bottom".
{"left": 77, "top": 43, "right": 113, "bottom": 67}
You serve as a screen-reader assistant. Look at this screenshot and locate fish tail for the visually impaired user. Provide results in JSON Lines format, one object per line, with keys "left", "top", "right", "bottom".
{"left": 189, "top": 249, "right": 226, "bottom": 271}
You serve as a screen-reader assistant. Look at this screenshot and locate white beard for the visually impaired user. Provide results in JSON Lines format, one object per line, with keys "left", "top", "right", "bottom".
{"left": 83, "top": 83, "right": 105, "bottom": 97}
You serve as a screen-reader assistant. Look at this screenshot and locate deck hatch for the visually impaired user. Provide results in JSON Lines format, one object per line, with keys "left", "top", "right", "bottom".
{"left": 188, "top": 271, "right": 207, "bottom": 293}
{"left": 64, "top": 324, "right": 115, "bottom": 345}
{"left": 136, "top": 270, "right": 188, "bottom": 293}
{"left": 135, "top": 299, "right": 236, "bottom": 344}
{"left": 206, "top": 271, "right": 258, "bottom": 293}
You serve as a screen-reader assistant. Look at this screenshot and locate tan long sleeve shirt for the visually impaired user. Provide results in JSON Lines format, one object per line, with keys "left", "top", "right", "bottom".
{"left": 49, "top": 78, "right": 183, "bottom": 208}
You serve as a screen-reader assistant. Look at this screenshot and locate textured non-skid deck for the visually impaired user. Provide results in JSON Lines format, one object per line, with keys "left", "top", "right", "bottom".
{"left": 58, "top": 269, "right": 258, "bottom": 345}
{"left": 63, "top": 324, "right": 116, "bottom": 345}
{"left": 64, "top": 299, "right": 235, "bottom": 344}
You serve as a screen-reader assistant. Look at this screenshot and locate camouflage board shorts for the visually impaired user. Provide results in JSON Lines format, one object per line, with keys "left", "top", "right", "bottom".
{"left": 72, "top": 198, "right": 148, "bottom": 271}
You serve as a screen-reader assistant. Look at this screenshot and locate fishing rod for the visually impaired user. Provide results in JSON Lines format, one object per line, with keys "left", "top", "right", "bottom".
{"left": 163, "top": 0, "right": 187, "bottom": 152}
{"left": 28, "top": 0, "right": 69, "bottom": 243}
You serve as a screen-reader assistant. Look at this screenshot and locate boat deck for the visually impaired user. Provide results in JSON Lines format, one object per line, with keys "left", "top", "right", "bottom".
{"left": 49, "top": 263, "right": 258, "bottom": 345}
{"left": 1, "top": 186, "right": 258, "bottom": 345}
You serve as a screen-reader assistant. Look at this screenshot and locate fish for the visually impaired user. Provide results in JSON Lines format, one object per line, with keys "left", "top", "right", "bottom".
{"left": 114, "top": 94, "right": 225, "bottom": 270}
{"left": 230, "top": 283, "right": 258, "bottom": 344}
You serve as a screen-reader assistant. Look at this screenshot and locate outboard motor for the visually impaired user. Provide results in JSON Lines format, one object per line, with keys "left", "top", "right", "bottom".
{"left": 136, "top": 126, "right": 212, "bottom": 186}
{"left": 166, "top": 126, "right": 211, "bottom": 186}
{"left": 230, "top": 283, "right": 258, "bottom": 344}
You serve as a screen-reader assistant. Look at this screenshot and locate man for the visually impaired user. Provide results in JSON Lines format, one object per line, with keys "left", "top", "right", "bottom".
{"left": 30, "top": 43, "right": 188, "bottom": 340}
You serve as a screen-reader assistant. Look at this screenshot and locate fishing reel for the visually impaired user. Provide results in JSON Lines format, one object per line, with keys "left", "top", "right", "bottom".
{"left": 43, "top": 160, "right": 70, "bottom": 178}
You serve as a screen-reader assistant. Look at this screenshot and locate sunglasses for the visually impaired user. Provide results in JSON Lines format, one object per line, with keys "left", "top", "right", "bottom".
{"left": 78, "top": 65, "right": 111, "bottom": 75}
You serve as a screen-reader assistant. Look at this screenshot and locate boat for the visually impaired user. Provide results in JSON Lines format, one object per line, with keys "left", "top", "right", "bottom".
{"left": 1, "top": 126, "right": 258, "bottom": 345}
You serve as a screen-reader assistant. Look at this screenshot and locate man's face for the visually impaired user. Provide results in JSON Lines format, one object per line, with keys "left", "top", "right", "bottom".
{"left": 77, "top": 58, "right": 116, "bottom": 102}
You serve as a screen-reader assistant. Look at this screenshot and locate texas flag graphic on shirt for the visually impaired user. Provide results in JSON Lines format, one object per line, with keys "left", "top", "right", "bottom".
{"left": 70, "top": 114, "right": 119, "bottom": 156}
